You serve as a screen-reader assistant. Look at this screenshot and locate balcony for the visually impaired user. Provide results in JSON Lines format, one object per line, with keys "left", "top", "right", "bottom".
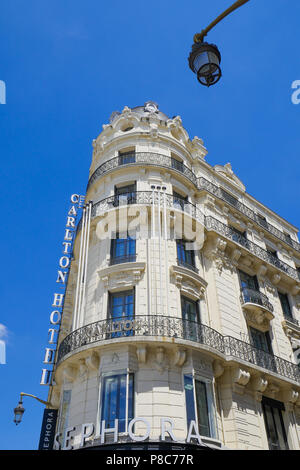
{"left": 56, "top": 316, "right": 300, "bottom": 383}
{"left": 240, "top": 287, "right": 274, "bottom": 316}
{"left": 110, "top": 254, "right": 136, "bottom": 265}
{"left": 177, "top": 258, "right": 199, "bottom": 274}
{"left": 86, "top": 154, "right": 300, "bottom": 254}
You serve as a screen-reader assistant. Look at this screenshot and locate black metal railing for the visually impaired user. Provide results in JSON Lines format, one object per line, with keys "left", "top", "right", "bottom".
{"left": 240, "top": 287, "right": 274, "bottom": 313}
{"left": 86, "top": 154, "right": 300, "bottom": 253}
{"left": 205, "top": 216, "right": 300, "bottom": 281}
{"left": 283, "top": 315, "right": 300, "bottom": 327}
{"left": 91, "top": 190, "right": 205, "bottom": 225}
{"left": 177, "top": 259, "right": 199, "bottom": 273}
{"left": 110, "top": 254, "right": 136, "bottom": 265}
{"left": 57, "top": 316, "right": 300, "bottom": 383}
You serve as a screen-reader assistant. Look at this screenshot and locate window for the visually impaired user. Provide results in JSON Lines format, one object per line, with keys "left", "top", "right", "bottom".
{"left": 230, "top": 226, "right": 248, "bottom": 248}
{"left": 110, "top": 233, "right": 136, "bottom": 265}
{"left": 266, "top": 247, "right": 278, "bottom": 260}
{"left": 257, "top": 214, "right": 268, "bottom": 229}
{"left": 278, "top": 292, "right": 292, "bottom": 320}
{"left": 250, "top": 327, "right": 272, "bottom": 354}
{"left": 171, "top": 155, "right": 184, "bottom": 173}
{"left": 181, "top": 296, "right": 200, "bottom": 341}
{"left": 59, "top": 390, "right": 71, "bottom": 446}
{"left": 176, "top": 239, "right": 197, "bottom": 271}
{"left": 239, "top": 270, "right": 259, "bottom": 291}
{"left": 108, "top": 290, "right": 135, "bottom": 338}
{"left": 101, "top": 373, "right": 134, "bottom": 433}
{"left": 173, "top": 190, "right": 188, "bottom": 211}
{"left": 118, "top": 150, "right": 135, "bottom": 165}
{"left": 114, "top": 183, "right": 136, "bottom": 206}
{"left": 261, "top": 397, "right": 289, "bottom": 450}
{"left": 283, "top": 232, "right": 292, "bottom": 245}
{"left": 220, "top": 189, "right": 238, "bottom": 208}
{"left": 184, "top": 374, "right": 217, "bottom": 439}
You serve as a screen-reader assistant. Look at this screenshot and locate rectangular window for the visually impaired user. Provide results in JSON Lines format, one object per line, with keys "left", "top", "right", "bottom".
{"left": 110, "top": 233, "right": 136, "bottom": 264}
{"left": 220, "top": 189, "right": 238, "bottom": 207}
{"left": 184, "top": 374, "right": 216, "bottom": 438}
{"left": 230, "top": 226, "right": 248, "bottom": 248}
{"left": 59, "top": 390, "right": 71, "bottom": 446}
{"left": 171, "top": 156, "right": 184, "bottom": 173}
{"left": 257, "top": 214, "right": 268, "bottom": 229}
{"left": 261, "top": 397, "right": 289, "bottom": 450}
{"left": 181, "top": 296, "right": 200, "bottom": 342}
{"left": 278, "top": 292, "right": 292, "bottom": 320}
{"left": 114, "top": 183, "right": 136, "bottom": 206}
{"left": 108, "top": 290, "right": 135, "bottom": 338}
{"left": 173, "top": 190, "right": 188, "bottom": 211}
{"left": 118, "top": 150, "right": 136, "bottom": 165}
{"left": 250, "top": 327, "right": 272, "bottom": 354}
{"left": 101, "top": 373, "right": 134, "bottom": 433}
{"left": 176, "top": 239, "right": 197, "bottom": 271}
{"left": 239, "top": 270, "right": 259, "bottom": 291}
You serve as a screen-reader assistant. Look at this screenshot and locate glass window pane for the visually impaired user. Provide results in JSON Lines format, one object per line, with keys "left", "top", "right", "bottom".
{"left": 273, "top": 408, "right": 288, "bottom": 450}
{"left": 195, "top": 380, "right": 210, "bottom": 437}
{"left": 184, "top": 375, "right": 196, "bottom": 428}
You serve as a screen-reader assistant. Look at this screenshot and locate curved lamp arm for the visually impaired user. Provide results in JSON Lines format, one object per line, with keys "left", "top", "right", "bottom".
{"left": 19, "top": 392, "right": 52, "bottom": 407}
{"left": 194, "top": 0, "right": 250, "bottom": 43}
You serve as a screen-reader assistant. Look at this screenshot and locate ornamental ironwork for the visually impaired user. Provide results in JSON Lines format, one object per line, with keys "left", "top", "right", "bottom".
{"left": 56, "top": 315, "right": 300, "bottom": 383}
{"left": 240, "top": 287, "right": 274, "bottom": 313}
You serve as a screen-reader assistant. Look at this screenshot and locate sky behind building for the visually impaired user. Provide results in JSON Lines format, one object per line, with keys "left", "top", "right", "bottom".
{"left": 0, "top": 0, "right": 299, "bottom": 449}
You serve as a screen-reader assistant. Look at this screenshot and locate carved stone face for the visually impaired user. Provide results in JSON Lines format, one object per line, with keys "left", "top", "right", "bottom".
{"left": 144, "top": 101, "right": 158, "bottom": 114}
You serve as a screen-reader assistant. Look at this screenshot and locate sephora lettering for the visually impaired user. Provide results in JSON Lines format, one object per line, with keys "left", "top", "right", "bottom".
{"left": 40, "top": 194, "right": 84, "bottom": 386}
{"left": 53, "top": 417, "right": 204, "bottom": 450}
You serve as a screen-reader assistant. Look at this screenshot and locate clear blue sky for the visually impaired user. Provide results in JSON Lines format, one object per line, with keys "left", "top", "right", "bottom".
{"left": 0, "top": 0, "right": 299, "bottom": 450}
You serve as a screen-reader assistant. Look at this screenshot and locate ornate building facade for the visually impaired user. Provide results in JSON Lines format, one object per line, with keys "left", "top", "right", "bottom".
{"left": 48, "top": 102, "right": 300, "bottom": 450}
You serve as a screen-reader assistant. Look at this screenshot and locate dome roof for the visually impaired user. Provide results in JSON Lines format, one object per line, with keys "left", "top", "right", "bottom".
{"left": 109, "top": 101, "right": 170, "bottom": 123}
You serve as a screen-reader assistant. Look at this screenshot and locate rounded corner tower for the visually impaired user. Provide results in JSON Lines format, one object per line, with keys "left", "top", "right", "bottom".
{"left": 46, "top": 101, "right": 300, "bottom": 451}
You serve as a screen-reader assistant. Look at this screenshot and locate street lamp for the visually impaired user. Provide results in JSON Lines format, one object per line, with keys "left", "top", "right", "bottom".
{"left": 13, "top": 392, "right": 52, "bottom": 425}
{"left": 188, "top": 0, "right": 250, "bottom": 86}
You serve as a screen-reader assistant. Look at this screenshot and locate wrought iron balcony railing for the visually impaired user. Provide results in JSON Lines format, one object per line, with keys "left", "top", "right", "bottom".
{"left": 56, "top": 316, "right": 300, "bottom": 383}
{"left": 240, "top": 287, "right": 274, "bottom": 313}
{"left": 110, "top": 254, "right": 136, "bottom": 265}
{"left": 283, "top": 315, "right": 299, "bottom": 327}
{"left": 198, "top": 177, "right": 300, "bottom": 253}
{"left": 86, "top": 153, "right": 300, "bottom": 254}
{"left": 205, "top": 216, "right": 300, "bottom": 281}
{"left": 87, "top": 152, "right": 198, "bottom": 190}
{"left": 75, "top": 195, "right": 299, "bottom": 282}
{"left": 177, "top": 258, "right": 199, "bottom": 273}
{"left": 91, "top": 191, "right": 205, "bottom": 225}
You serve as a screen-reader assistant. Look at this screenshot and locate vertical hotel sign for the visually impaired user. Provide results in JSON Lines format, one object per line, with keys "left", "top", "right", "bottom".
{"left": 40, "top": 194, "right": 85, "bottom": 386}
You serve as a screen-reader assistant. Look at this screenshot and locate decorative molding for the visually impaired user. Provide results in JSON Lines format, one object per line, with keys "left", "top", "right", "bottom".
{"left": 243, "top": 308, "right": 274, "bottom": 333}
{"left": 170, "top": 265, "right": 207, "bottom": 300}
{"left": 213, "top": 163, "right": 246, "bottom": 192}
{"left": 136, "top": 346, "right": 147, "bottom": 364}
{"left": 153, "top": 347, "right": 168, "bottom": 374}
{"left": 252, "top": 375, "right": 268, "bottom": 402}
{"left": 62, "top": 365, "right": 77, "bottom": 383}
{"left": 85, "top": 352, "right": 100, "bottom": 372}
{"left": 272, "top": 274, "right": 281, "bottom": 285}
{"left": 98, "top": 262, "right": 146, "bottom": 291}
{"left": 282, "top": 319, "right": 300, "bottom": 341}
{"left": 232, "top": 367, "right": 251, "bottom": 394}
{"left": 213, "top": 360, "right": 225, "bottom": 379}
{"left": 174, "top": 348, "right": 187, "bottom": 367}
{"left": 267, "top": 383, "right": 280, "bottom": 399}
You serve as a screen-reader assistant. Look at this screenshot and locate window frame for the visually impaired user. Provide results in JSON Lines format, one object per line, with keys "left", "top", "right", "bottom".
{"left": 98, "top": 370, "right": 135, "bottom": 436}
{"left": 183, "top": 373, "right": 218, "bottom": 440}
{"left": 261, "top": 396, "right": 289, "bottom": 450}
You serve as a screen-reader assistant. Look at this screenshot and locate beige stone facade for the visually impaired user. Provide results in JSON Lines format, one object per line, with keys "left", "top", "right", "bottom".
{"left": 49, "top": 102, "right": 300, "bottom": 450}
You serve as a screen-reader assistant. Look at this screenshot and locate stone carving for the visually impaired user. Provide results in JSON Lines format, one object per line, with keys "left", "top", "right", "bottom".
{"left": 272, "top": 274, "right": 281, "bottom": 285}
{"left": 252, "top": 375, "right": 268, "bottom": 402}
{"left": 232, "top": 367, "right": 250, "bottom": 394}
{"left": 153, "top": 347, "right": 168, "bottom": 374}
{"left": 144, "top": 101, "right": 159, "bottom": 114}
{"left": 214, "top": 163, "right": 246, "bottom": 192}
{"left": 62, "top": 365, "right": 77, "bottom": 383}
{"left": 267, "top": 383, "right": 280, "bottom": 399}
{"left": 213, "top": 360, "right": 225, "bottom": 379}
{"left": 174, "top": 348, "right": 187, "bottom": 367}
{"left": 136, "top": 346, "right": 147, "bottom": 364}
{"left": 78, "top": 358, "right": 88, "bottom": 381}
{"left": 85, "top": 352, "right": 100, "bottom": 372}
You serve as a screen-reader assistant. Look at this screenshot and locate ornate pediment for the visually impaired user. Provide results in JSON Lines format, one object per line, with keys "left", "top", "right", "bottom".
{"left": 214, "top": 163, "right": 245, "bottom": 192}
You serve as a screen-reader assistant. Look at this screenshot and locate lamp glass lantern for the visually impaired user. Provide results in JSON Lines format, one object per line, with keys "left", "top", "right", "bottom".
{"left": 13, "top": 402, "right": 25, "bottom": 425}
{"left": 188, "top": 42, "right": 221, "bottom": 86}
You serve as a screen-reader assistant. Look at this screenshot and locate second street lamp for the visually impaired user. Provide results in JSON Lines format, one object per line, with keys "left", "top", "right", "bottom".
{"left": 188, "top": 0, "right": 250, "bottom": 86}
